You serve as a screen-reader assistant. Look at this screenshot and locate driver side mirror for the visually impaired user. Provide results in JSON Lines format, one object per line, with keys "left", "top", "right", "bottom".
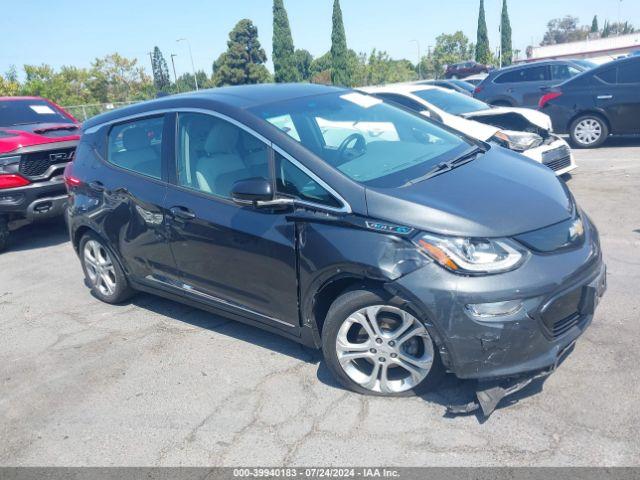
{"left": 231, "top": 178, "right": 293, "bottom": 209}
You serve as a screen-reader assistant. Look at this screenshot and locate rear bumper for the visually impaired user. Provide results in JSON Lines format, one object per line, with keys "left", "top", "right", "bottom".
{"left": 0, "top": 175, "right": 68, "bottom": 221}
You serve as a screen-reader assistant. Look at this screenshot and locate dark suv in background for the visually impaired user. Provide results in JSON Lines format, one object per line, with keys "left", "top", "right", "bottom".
{"left": 0, "top": 97, "right": 80, "bottom": 251}
{"left": 474, "top": 59, "right": 596, "bottom": 107}
{"left": 539, "top": 56, "right": 640, "bottom": 148}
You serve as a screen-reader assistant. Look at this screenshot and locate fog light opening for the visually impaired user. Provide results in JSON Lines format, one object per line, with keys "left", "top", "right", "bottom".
{"left": 466, "top": 300, "right": 524, "bottom": 319}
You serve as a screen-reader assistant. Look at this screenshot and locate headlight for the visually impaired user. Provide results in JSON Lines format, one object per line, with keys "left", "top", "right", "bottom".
{"left": 0, "top": 155, "right": 21, "bottom": 172}
{"left": 415, "top": 233, "right": 527, "bottom": 274}
{"left": 492, "top": 130, "right": 543, "bottom": 152}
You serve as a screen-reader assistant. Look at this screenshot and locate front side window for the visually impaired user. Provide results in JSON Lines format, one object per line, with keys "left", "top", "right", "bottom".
{"left": 107, "top": 116, "right": 164, "bottom": 179}
{"left": 275, "top": 152, "right": 340, "bottom": 208}
{"left": 251, "top": 91, "right": 469, "bottom": 188}
{"left": 412, "top": 89, "right": 489, "bottom": 115}
{"left": 176, "top": 112, "right": 269, "bottom": 199}
{"left": 496, "top": 66, "right": 549, "bottom": 83}
{"left": 596, "top": 67, "right": 617, "bottom": 84}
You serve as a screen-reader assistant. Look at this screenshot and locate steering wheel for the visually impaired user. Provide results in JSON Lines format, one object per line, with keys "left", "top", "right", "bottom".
{"left": 336, "top": 133, "right": 366, "bottom": 163}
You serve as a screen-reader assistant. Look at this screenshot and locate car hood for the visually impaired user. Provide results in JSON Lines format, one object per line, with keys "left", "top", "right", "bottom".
{"left": 461, "top": 107, "right": 553, "bottom": 132}
{"left": 0, "top": 124, "right": 81, "bottom": 155}
{"left": 364, "top": 146, "right": 574, "bottom": 238}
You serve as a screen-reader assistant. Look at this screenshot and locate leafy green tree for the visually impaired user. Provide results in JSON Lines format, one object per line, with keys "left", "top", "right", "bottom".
{"left": 151, "top": 46, "right": 171, "bottom": 92}
{"left": 419, "top": 31, "right": 475, "bottom": 79}
{"left": 602, "top": 21, "right": 635, "bottom": 37}
{"left": 365, "top": 50, "right": 416, "bottom": 85}
{"left": 475, "top": 0, "right": 491, "bottom": 64}
{"left": 310, "top": 52, "right": 332, "bottom": 84}
{"left": 541, "top": 16, "right": 589, "bottom": 45}
{"left": 591, "top": 15, "right": 599, "bottom": 33}
{"left": 500, "top": 0, "right": 513, "bottom": 66}
{"left": 212, "top": 19, "right": 272, "bottom": 86}
{"left": 88, "top": 53, "right": 153, "bottom": 103}
{"left": 273, "top": 0, "right": 300, "bottom": 82}
{"left": 294, "top": 49, "right": 313, "bottom": 81}
{"left": 330, "top": 0, "right": 352, "bottom": 86}
{"left": 174, "top": 70, "right": 213, "bottom": 93}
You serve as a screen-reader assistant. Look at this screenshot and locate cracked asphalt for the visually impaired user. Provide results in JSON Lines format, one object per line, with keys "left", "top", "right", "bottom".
{"left": 1, "top": 138, "right": 639, "bottom": 466}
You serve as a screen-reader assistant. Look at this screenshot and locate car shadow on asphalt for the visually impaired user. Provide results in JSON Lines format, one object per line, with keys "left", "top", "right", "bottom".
{"left": 5, "top": 218, "right": 69, "bottom": 252}
{"left": 130, "top": 292, "right": 322, "bottom": 364}
{"left": 603, "top": 136, "right": 640, "bottom": 148}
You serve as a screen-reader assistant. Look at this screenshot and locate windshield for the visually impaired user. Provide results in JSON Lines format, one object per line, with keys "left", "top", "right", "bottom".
{"left": 249, "top": 91, "right": 470, "bottom": 187}
{"left": 412, "top": 89, "right": 489, "bottom": 115}
{"left": 0, "top": 99, "right": 74, "bottom": 128}
{"left": 449, "top": 80, "right": 475, "bottom": 92}
{"left": 571, "top": 59, "right": 597, "bottom": 70}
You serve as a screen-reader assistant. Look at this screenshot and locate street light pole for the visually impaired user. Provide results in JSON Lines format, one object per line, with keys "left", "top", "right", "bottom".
{"left": 411, "top": 40, "right": 422, "bottom": 79}
{"left": 177, "top": 38, "right": 199, "bottom": 91}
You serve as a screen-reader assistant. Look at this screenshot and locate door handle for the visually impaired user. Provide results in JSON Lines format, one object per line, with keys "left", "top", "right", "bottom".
{"left": 89, "top": 181, "right": 105, "bottom": 192}
{"left": 170, "top": 206, "right": 196, "bottom": 220}
{"left": 597, "top": 95, "right": 613, "bottom": 100}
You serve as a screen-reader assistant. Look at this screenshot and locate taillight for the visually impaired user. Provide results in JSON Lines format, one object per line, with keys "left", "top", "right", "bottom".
{"left": 539, "top": 91, "right": 562, "bottom": 109}
{"left": 63, "top": 163, "right": 82, "bottom": 189}
{"left": 0, "top": 174, "right": 30, "bottom": 190}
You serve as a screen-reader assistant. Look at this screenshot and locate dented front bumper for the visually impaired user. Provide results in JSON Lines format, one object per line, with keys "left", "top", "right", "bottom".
{"left": 391, "top": 217, "right": 606, "bottom": 383}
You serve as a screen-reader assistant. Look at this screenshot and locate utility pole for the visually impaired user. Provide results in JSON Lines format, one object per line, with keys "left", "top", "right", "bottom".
{"left": 411, "top": 40, "right": 422, "bottom": 79}
{"left": 177, "top": 38, "right": 199, "bottom": 91}
{"left": 170, "top": 54, "right": 178, "bottom": 83}
{"left": 147, "top": 51, "right": 154, "bottom": 75}
{"left": 618, "top": 0, "right": 623, "bottom": 36}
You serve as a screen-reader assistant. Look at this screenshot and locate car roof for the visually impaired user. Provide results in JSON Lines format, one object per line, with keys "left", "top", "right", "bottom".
{"left": 0, "top": 96, "right": 47, "bottom": 102}
{"left": 83, "top": 83, "right": 346, "bottom": 129}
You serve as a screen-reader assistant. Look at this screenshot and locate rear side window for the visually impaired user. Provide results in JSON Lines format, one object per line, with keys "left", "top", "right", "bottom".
{"left": 107, "top": 116, "right": 164, "bottom": 179}
{"left": 618, "top": 61, "right": 640, "bottom": 84}
{"left": 275, "top": 152, "right": 340, "bottom": 209}
{"left": 496, "top": 65, "right": 549, "bottom": 83}
{"left": 551, "top": 64, "right": 582, "bottom": 80}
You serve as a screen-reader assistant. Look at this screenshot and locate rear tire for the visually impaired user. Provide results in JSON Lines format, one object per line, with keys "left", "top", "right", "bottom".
{"left": 79, "top": 232, "right": 134, "bottom": 304}
{"left": 321, "top": 288, "right": 444, "bottom": 397}
{"left": 570, "top": 114, "right": 609, "bottom": 149}
{"left": 0, "top": 217, "right": 9, "bottom": 253}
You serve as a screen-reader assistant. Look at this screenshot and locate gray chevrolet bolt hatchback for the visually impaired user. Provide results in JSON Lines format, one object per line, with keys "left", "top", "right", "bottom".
{"left": 65, "top": 84, "right": 606, "bottom": 415}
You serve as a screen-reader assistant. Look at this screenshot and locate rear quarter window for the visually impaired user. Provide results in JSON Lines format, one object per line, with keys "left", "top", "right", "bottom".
{"left": 107, "top": 116, "right": 164, "bottom": 180}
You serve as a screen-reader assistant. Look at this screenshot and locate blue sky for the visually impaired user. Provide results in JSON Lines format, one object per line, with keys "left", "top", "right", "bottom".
{"left": 1, "top": 0, "right": 638, "bottom": 78}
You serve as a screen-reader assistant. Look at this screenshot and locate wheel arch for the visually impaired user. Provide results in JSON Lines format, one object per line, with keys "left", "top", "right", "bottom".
{"left": 567, "top": 110, "right": 611, "bottom": 134}
{"left": 73, "top": 225, "right": 130, "bottom": 277}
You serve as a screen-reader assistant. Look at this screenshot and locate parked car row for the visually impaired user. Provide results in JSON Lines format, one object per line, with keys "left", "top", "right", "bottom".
{"left": 473, "top": 56, "right": 640, "bottom": 148}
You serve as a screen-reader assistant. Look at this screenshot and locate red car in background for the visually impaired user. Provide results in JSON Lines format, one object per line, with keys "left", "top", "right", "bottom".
{"left": 0, "top": 96, "right": 80, "bottom": 251}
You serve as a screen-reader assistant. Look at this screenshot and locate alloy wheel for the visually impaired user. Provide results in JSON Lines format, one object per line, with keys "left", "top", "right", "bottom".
{"left": 335, "top": 305, "right": 434, "bottom": 394}
{"left": 83, "top": 240, "right": 117, "bottom": 297}
{"left": 574, "top": 118, "right": 603, "bottom": 146}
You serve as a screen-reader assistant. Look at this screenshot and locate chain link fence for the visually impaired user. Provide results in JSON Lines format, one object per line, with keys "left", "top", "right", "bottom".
{"left": 62, "top": 101, "right": 141, "bottom": 121}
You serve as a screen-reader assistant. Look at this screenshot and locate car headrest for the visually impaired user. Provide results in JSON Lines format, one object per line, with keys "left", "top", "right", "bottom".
{"left": 123, "top": 127, "right": 150, "bottom": 151}
{"left": 204, "top": 122, "right": 240, "bottom": 154}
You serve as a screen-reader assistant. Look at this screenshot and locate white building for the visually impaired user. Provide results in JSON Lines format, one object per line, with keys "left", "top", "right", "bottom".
{"left": 527, "top": 32, "right": 640, "bottom": 65}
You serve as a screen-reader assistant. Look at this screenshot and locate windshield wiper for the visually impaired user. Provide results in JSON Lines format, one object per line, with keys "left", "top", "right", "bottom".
{"left": 402, "top": 147, "right": 483, "bottom": 186}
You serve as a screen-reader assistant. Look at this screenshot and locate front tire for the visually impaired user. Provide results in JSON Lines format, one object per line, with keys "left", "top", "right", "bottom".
{"left": 0, "top": 217, "right": 9, "bottom": 252}
{"left": 321, "top": 289, "right": 444, "bottom": 397}
{"left": 570, "top": 114, "right": 609, "bottom": 148}
{"left": 79, "top": 232, "right": 134, "bottom": 304}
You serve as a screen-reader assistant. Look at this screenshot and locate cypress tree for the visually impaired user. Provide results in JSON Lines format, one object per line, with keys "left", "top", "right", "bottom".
{"left": 212, "top": 19, "right": 271, "bottom": 86}
{"left": 151, "top": 46, "right": 171, "bottom": 92}
{"left": 591, "top": 15, "right": 599, "bottom": 33}
{"left": 500, "top": 0, "right": 513, "bottom": 66}
{"left": 273, "top": 0, "right": 301, "bottom": 82}
{"left": 475, "top": 0, "right": 491, "bottom": 65}
{"left": 330, "top": 0, "right": 351, "bottom": 86}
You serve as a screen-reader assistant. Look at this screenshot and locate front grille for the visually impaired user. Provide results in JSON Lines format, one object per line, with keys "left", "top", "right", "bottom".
{"left": 542, "top": 146, "right": 571, "bottom": 172}
{"left": 19, "top": 147, "right": 75, "bottom": 178}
